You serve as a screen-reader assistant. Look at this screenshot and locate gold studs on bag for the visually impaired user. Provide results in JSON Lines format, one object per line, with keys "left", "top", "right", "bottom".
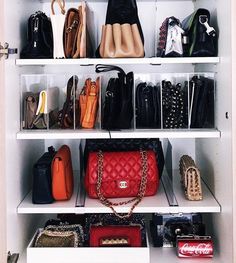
{"left": 179, "top": 155, "right": 203, "bottom": 201}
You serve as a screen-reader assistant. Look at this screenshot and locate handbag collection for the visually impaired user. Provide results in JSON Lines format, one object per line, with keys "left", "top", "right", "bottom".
{"left": 22, "top": 71, "right": 215, "bottom": 130}
{"left": 30, "top": 138, "right": 212, "bottom": 257}
{"left": 20, "top": 4, "right": 217, "bottom": 59}
{"left": 21, "top": 2, "right": 217, "bottom": 260}
{"left": 32, "top": 212, "right": 212, "bottom": 258}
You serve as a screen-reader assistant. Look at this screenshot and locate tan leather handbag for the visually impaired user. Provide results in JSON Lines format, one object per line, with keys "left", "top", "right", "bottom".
{"left": 96, "top": 0, "right": 144, "bottom": 58}
{"left": 99, "top": 23, "right": 144, "bottom": 58}
{"left": 64, "top": 6, "right": 83, "bottom": 58}
{"left": 64, "top": 1, "right": 91, "bottom": 58}
{"left": 79, "top": 78, "right": 100, "bottom": 129}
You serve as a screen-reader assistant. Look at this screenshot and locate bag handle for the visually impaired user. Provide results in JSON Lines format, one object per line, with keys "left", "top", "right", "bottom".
{"left": 96, "top": 150, "right": 148, "bottom": 219}
{"left": 51, "top": 0, "right": 66, "bottom": 15}
{"left": 95, "top": 64, "right": 126, "bottom": 76}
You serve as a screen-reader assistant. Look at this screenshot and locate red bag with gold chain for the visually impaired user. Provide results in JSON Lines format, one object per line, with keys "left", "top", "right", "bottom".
{"left": 85, "top": 150, "right": 159, "bottom": 218}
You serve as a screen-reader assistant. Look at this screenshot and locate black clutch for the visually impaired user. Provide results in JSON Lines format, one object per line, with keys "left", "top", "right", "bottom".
{"left": 150, "top": 213, "right": 205, "bottom": 247}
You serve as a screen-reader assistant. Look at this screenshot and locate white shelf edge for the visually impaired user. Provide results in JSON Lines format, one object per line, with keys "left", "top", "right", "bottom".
{"left": 110, "top": 129, "right": 221, "bottom": 139}
{"left": 15, "top": 57, "right": 220, "bottom": 66}
{"left": 16, "top": 129, "right": 221, "bottom": 140}
{"left": 16, "top": 130, "right": 110, "bottom": 140}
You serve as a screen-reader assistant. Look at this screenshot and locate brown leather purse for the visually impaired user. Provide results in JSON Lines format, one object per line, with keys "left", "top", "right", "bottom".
{"left": 64, "top": 1, "right": 91, "bottom": 58}
{"left": 78, "top": 78, "right": 100, "bottom": 129}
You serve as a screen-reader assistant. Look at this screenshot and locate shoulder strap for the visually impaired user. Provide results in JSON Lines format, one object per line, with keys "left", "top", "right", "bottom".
{"left": 51, "top": 0, "right": 66, "bottom": 15}
{"left": 95, "top": 64, "right": 126, "bottom": 76}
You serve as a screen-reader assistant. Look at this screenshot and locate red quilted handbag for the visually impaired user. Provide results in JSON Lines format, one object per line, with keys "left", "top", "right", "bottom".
{"left": 90, "top": 226, "right": 142, "bottom": 247}
{"left": 85, "top": 150, "right": 159, "bottom": 218}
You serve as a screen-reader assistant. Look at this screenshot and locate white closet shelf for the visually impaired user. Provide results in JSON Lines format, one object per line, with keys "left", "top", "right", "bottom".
{"left": 17, "top": 171, "right": 220, "bottom": 214}
{"left": 15, "top": 57, "right": 220, "bottom": 66}
{"left": 16, "top": 129, "right": 221, "bottom": 140}
{"left": 16, "top": 130, "right": 110, "bottom": 139}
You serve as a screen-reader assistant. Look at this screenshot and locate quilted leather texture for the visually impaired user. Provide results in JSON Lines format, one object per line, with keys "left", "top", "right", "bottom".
{"left": 84, "top": 138, "right": 164, "bottom": 177}
{"left": 85, "top": 150, "right": 159, "bottom": 198}
{"left": 90, "top": 226, "right": 141, "bottom": 247}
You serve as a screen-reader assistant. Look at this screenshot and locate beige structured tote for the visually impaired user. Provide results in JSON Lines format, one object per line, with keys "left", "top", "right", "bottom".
{"left": 99, "top": 23, "right": 144, "bottom": 58}
{"left": 96, "top": 0, "right": 144, "bottom": 58}
{"left": 51, "top": 0, "right": 66, "bottom": 58}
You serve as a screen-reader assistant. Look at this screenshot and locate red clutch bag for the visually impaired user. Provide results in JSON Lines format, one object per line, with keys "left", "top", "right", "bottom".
{"left": 85, "top": 150, "right": 159, "bottom": 218}
{"left": 90, "top": 226, "right": 142, "bottom": 247}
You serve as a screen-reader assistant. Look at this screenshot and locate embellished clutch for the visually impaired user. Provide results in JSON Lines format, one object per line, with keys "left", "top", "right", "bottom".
{"left": 34, "top": 230, "right": 79, "bottom": 247}
{"left": 179, "top": 155, "right": 203, "bottom": 201}
{"left": 90, "top": 226, "right": 142, "bottom": 247}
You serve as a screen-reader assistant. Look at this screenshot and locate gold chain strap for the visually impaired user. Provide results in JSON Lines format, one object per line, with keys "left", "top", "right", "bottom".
{"left": 96, "top": 150, "right": 148, "bottom": 219}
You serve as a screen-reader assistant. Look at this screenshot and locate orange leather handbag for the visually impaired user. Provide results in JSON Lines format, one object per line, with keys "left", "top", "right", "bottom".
{"left": 52, "top": 145, "right": 74, "bottom": 200}
{"left": 79, "top": 78, "right": 100, "bottom": 129}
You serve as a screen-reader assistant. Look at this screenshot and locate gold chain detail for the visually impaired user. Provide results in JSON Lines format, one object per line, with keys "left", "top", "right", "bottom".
{"left": 96, "top": 150, "right": 148, "bottom": 219}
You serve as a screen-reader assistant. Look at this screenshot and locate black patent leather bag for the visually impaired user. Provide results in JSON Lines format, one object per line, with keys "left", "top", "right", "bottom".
{"left": 84, "top": 138, "right": 165, "bottom": 177}
{"left": 21, "top": 11, "right": 53, "bottom": 59}
{"left": 32, "top": 147, "right": 56, "bottom": 204}
{"left": 182, "top": 9, "right": 217, "bottom": 57}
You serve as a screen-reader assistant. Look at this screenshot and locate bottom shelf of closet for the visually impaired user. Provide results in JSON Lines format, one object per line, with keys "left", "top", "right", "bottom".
{"left": 19, "top": 242, "right": 218, "bottom": 263}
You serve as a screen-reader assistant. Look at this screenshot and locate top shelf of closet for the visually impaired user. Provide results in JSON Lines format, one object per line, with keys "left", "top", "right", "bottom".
{"left": 15, "top": 57, "right": 220, "bottom": 66}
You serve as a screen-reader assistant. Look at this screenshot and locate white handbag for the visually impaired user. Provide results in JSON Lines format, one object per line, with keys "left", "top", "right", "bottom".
{"left": 51, "top": 0, "right": 66, "bottom": 58}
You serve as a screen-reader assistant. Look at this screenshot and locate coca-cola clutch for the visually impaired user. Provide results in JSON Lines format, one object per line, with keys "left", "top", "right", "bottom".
{"left": 177, "top": 235, "right": 213, "bottom": 258}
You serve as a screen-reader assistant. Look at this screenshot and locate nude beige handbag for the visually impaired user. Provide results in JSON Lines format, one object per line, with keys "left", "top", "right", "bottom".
{"left": 96, "top": 0, "right": 145, "bottom": 58}
{"left": 179, "top": 155, "right": 203, "bottom": 201}
{"left": 99, "top": 23, "right": 144, "bottom": 58}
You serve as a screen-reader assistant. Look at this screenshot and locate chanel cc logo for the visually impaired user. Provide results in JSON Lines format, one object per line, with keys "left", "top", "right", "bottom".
{"left": 119, "top": 181, "right": 128, "bottom": 189}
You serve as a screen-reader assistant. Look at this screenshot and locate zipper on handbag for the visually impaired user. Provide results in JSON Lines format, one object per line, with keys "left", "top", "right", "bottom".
{"left": 33, "top": 17, "right": 39, "bottom": 48}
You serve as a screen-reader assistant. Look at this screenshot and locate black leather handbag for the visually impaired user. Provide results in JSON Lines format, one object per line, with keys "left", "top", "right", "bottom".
{"left": 84, "top": 138, "right": 165, "bottom": 177}
{"left": 189, "top": 76, "right": 215, "bottom": 128}
{"left": 136, "top": 82, "right": 161, "bottom": 128}
{"left": 96, "top": 65, "right": 134, "bottom": 130}
{"left": 32, "top": 146, "right": 56, "bottom": 204}
{"left": 182, "top": 9, "right": 217, "bottom": 57}
{"left": 150, "top": 213, "right": 205, "bottom": 247}
{"left": 21, "top": 11, "right": 53, "bottom": 59}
